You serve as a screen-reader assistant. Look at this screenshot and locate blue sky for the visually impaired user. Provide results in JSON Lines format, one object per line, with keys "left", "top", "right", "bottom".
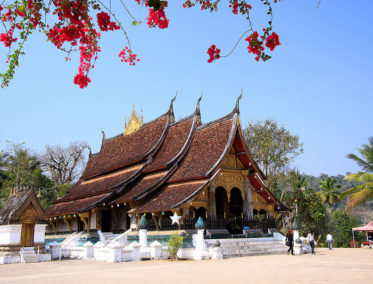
{"left": 0, "top": 1, "right": 372, "bottom": 176}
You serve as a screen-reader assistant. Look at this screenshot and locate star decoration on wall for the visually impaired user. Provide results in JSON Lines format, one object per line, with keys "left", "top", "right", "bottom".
{"left": 170, "top": 212, "right": 182, "bottom": 225}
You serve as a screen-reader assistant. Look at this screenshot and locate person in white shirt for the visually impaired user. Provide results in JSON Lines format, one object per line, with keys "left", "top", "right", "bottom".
{"left": 326, "top": 233, "right": 333, "bottom": 250}
{"left": 307, "top": 231, "right": 316, "bottom": 255}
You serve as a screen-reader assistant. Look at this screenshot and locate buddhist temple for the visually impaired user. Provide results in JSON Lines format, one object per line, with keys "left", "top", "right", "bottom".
{"left": 45, "top": 95, "right": 287, "bottom": 235}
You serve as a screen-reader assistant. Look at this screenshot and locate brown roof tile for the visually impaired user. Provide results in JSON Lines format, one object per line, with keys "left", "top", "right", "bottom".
{"left": 144, "top": 117, "right": 194, "bottom": 172}
{"left": 131, "top": 180, "right": 208, "bottom": 213}
{"left": 45, "top": 193, "right": 109, "bottom": 217}
{"left": 0, "top": 189, "right": 45, "bottom": 224}
{"left": 112, "top": 170, "right": 169, "bottom": 204}
{"left": 169, "top": 116, "right": 235, "bottom": 182}
{"left": 57, "top": 165, "right": 142, "bottom": 203}
{"left": 82, "top": 116, "right": 168, "bottom": 178}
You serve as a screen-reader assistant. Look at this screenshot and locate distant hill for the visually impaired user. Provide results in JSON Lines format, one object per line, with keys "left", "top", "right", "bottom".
{"left": 304, "top": 173, "right": 359, "bottom": 193}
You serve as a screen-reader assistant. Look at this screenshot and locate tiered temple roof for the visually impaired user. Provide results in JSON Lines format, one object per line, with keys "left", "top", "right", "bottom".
{"left": 45, "top": 95, "right": 284, "bottom": 218}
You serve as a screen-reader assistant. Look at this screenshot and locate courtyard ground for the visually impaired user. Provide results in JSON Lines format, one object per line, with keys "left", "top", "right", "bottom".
{"left": 0, "top": 248, "right": 372, "bottom": 283}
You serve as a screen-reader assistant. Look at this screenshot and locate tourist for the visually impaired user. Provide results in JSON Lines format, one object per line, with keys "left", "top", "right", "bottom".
{"left": 307, "top": 230, "right": 316, "bottom": 255}
{"left": 286, "top": 229, "right": 294, "bottom": 255}
{"left": 326, "top": 233, "right": 333, "bottom": 250}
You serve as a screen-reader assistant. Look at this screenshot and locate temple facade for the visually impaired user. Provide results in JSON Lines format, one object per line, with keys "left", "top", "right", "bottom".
{"left": 45, "top": 95, "right": 287, "bottom": 234}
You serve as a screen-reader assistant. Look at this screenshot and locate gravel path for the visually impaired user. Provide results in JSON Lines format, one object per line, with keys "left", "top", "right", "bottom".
{"left": 0, "top": 248, "right": 372, "bottom": 283}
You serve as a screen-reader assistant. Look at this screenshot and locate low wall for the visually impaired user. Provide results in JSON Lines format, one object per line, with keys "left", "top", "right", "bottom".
{"left": 205, "top": 233, "right": 287, "bottom": 258}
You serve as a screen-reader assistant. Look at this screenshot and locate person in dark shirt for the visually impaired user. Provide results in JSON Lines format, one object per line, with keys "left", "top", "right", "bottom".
{"left": 286, "top": 229, "right": 294, "bottom": 255}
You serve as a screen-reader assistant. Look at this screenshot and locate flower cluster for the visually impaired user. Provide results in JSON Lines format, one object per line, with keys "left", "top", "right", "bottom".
{"left": 0, "top": 1, "right": 43, "bottom": 87}
{"left": 265, "top": 32, "right": 280, "bottom": 51}
{"left": 184, "top": 0, "right": 218, "bottom": 11}
{"left": 15, "top": 8, "right": 25, "bottom": 17}
{"left": 46, "top": 1, "right": 103, "bottom": 88}
{"left": 245, "top": 31, "right": 264, "bottom": 61}
{"left": 182, "top": 1, "right": 194, "bottom": 8}
{"left": 97, "top": 12, "right": 120, "bottom": 32}
{"left": 207, "top": 44, "right": 220, "bottom": 63}
{"left": 0, "top": 32, "right": 17, "bottom": 47}
{"left": 73, "top": 73, "right": 91, "bottom": 89}
{"left": 229, "top": 0, "right": 252, "bottom": 15}
{"left": 0, "top": 0, "right": 281, "bottom": 89}
{"left": 245, "top": 30, "right": 280, "bottom": 61}
{"left": 147, "top": 1, "right": 169, "bottom": 29}
{"left": 119, "top": 47, "right": 140, "bottom": 66}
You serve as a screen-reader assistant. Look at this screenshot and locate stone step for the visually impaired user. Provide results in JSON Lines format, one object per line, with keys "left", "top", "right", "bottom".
{"left": 21, "top": 253, "right": 39, "bottom": 263}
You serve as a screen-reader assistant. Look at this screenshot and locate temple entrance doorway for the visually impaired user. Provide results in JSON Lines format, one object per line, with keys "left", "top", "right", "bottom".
{"left": 227, "top": 187, "right": 243, "bottom": 234}
{"left": 229, "top": 187, "right": 243, "bottom": 217}
{"left": 20, "top": 203, "right": 37, "bottom": 247}
{"left": 215, "top": 187, "right": 228, "bottom": 218}
{"left": 21, "top": 223, "right": 34, "bottom": 247}
{"left": 78, "top": 218, "right": 85, "bottom": 232}
{"left": 253, "top": 209, "right": 258, "bottom": 220}
{"left": 259, "top": 209, "right": 267, "bottom": 220}
{"left": 196, "top": 207, "right": 207, "bottom": 221}
{"left": 101, "top": 210, "right": 112, "bottom": 232}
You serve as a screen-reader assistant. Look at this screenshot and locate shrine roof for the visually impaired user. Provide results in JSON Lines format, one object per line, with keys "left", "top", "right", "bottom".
{"left": 0, "top": 189, "right": 44, "bottom": 224}
{"left": 111, "top": 170, "right": 170, "bottom": 204}
{"left": 82, "top": 115, "right": 169, "bottom": 179}
{"left": 56, "top": 165, "right": 142, "bottom": 204}
{"left": 130, "top": 180, "right": 208, "bottom": 213}
{"left": 143, "top": 116, "right": 195, "bottom": 172}
{"left": 44, "top": 193, "right": 109, "bottom": 218}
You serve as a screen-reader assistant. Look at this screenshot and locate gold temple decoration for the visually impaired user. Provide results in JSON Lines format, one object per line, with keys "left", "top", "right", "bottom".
{"left": 123, "top": 104, "right": 143, "bottom": 136}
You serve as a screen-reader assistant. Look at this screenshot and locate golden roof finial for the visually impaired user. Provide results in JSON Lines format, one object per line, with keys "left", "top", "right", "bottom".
{"left": 124, "top": 104, "right": 143, "bottom": 136}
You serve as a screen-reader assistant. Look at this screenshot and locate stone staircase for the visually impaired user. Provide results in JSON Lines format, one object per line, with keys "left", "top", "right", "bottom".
{"left": 102, "top": 232, "right": 121, "bottom": 244}
{"left": 20, "top": 248, "right": 39, "bottom": 263}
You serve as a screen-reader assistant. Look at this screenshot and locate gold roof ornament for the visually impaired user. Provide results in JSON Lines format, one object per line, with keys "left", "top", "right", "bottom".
{"left": 123, "top": 104, "right": 143, "bottom": 136}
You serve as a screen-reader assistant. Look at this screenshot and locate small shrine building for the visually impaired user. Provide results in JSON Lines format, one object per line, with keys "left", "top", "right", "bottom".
{"left": 45, "top": 95, "right": 287, "bottom": 234}
{"left": 0, "top": 189, "right": 49, "bottom": 264}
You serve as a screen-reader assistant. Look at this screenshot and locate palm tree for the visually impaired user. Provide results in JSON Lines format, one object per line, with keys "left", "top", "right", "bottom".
{"left": 288, "top": 170, "right": 309, "bottom": 191}
{"left": 319, "top": 177, "right": 341, "bottom": 210}
{"left": 340, "top": 137, "right": 373, "bottom": 211}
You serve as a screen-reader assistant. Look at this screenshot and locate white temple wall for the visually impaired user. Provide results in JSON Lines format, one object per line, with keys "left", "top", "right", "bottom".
{"left": 0, "top": 225, "right": 22, "bottom": 245}
{"left": 34, "top": 224, "right": 47, "bottom": 243}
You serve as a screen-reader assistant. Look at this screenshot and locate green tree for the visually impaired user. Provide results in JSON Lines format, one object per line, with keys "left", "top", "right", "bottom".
{"left": 340, "top": 137, "right": 373, "bottom": 211}
{"left": 288, "top": 170, "right": 309, "bottom": 191}
{"left": 0, "top": 151, "right": 9, "bottom": 190}
{"left": 282, "top": 171, "right": 326, "bottom": 237}
{"left": 167, "top": 234, "right": 184, "bottom": 260}
{"left": 244, "top": 119, "right": 303, "bottom": 196}
{"left": 330, "top": 209, "right": 365, "bottom": 247}
{"left": 0, "top": 143, "right": 55, "bottom": 209}
{"left": 2, "top": 143, "right": 42, "bottom": 193}
{"left": 319, "top": 177, "right": 341, "bottom": 210}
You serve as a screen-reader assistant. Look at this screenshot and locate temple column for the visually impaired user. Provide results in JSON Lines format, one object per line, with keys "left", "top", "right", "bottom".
{"left": 208, "top": 183, "right": 216, "bottom": 219}
{"left": 130, "top": 214, "right": 136, "bottom": 228}
{"left": 243, "top": 176, "right": 253, "bottom": 221}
